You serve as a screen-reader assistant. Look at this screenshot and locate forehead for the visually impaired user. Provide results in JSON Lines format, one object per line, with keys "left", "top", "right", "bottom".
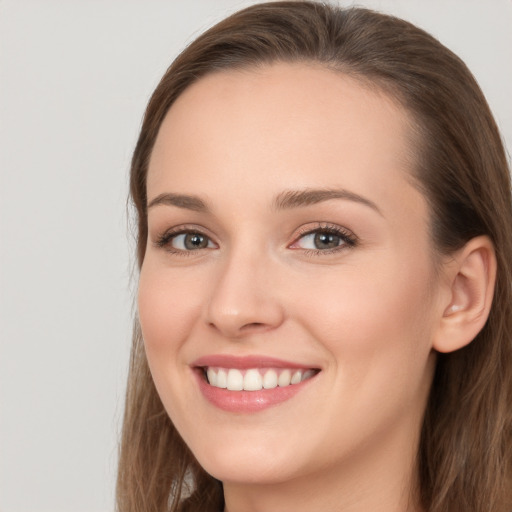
{"left": 148, "top": 62, "right": 417, "bottom": 209}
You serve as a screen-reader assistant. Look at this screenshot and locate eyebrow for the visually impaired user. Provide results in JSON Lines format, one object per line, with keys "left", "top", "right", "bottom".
{"left": 147, "top": 192, "right": 210, "bottom": 212}
{"left": 273, "top": 188, "right": 383, "bottom": 216}
{"left": 147, "top": 187, "right": 382, "bottom": 216}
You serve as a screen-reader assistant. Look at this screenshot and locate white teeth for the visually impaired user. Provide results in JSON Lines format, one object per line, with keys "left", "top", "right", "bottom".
{"left": 226, "top": 369, "right": 244, "bottom": 391}
{"left": 291, "top": 370, "right": 302, "bottom": 384}
{"left": 206, "top": 367, "right": 317, "bottom": 391}
{"left": 216, "top": 369, "right": 227, "bottom": 388}
{"left": 207, "top": 368, "right": 217, "bottom": 387}
{"left": 301, "top": 369, "right": 316, "bottom": 381}
{"left": 278, "top": 369, "right": 292, "bottom": 387}
{"left": 262, "top": 369, "right": 278, "bottom": 389}
{"left": 244, "top": 369, "right": 263, "bottom": 391}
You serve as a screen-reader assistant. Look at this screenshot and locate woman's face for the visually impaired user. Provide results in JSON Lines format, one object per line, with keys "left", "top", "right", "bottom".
{"left": 139, "top": 64, "right": 445, "bottom": 489}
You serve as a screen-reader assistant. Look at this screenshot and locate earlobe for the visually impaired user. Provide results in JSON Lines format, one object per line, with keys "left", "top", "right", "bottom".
{"left": 433, "top": 236, "right": 497, "bottom": 354}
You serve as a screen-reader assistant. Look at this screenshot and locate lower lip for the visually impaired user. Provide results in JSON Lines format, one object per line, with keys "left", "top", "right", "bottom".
{"left": 194, "top": 370, "right": 315, "bottom": 413}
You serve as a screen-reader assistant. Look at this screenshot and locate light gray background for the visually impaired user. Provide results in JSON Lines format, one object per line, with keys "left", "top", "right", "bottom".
{"left": 1, "top": 1, "right": 510, "bottom": 511}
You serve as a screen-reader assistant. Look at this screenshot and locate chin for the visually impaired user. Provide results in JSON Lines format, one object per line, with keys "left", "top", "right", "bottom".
{"left": 193, "top": 439, "right": 304, "bottom": 485}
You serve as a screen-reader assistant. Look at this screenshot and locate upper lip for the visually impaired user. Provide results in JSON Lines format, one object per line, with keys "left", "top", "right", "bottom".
{"left": 191, "top": 354, "right": 319, "bottom": 370}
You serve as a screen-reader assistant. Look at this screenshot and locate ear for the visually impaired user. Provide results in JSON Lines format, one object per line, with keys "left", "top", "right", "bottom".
{"left": 433, "top": 236, "right": 497, "bottom": 354}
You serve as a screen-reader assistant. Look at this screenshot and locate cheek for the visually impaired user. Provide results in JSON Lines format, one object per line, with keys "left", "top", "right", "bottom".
{"left": 295, "top": 254, "right": 437, "bottom": 377}
{"left": 137, "top": 263, "right": 207, "bottom": 432}
{"left": 138, "top": 263, "right": 203, "bottom": 357}
{"left": 291, "top": 257, "right": 438, "bottom": 451}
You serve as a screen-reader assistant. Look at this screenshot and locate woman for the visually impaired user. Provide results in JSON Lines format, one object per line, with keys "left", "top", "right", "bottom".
{"left": 117, "top": 2, "right": 512, "bottom": 511}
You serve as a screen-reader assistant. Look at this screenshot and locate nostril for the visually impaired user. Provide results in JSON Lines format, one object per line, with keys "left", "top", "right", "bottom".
{"left": 207, "top": 320, "right": 278, "bottom": 341}
{"left": 240, "top": 322, "right": 267, "bottom": 331}
{"left": 207, "top": 321, "right": 270, "bottom": 338}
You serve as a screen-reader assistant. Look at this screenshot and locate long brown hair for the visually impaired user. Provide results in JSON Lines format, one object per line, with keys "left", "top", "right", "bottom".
{"left": 117, "top": 3, "right": 512, "bottom": 511}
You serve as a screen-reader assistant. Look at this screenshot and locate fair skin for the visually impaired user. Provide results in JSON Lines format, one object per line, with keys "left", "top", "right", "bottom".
{"left": 138, "top": 63, "right": 495, "bottom": 512}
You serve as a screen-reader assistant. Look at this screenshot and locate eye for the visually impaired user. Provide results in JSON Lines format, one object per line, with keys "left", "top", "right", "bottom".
{"left": 155, "top": 229, "right": 216, "bottom": 253}
{"left": 172, "top": 232, "right": 214, "bottom": 250}
{"left": 290, "top": 225, "right": 357, "bottom": 252}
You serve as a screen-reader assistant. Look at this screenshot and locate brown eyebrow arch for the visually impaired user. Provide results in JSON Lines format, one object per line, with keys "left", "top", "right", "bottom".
{"left": 147, "top": 193, "right": 210, "bottom": 213}
{"left": 273, "top": 188, "right": 383, "bottom": 216}
{"left": 147, "top": 188, "right": 382, "bottom": 216}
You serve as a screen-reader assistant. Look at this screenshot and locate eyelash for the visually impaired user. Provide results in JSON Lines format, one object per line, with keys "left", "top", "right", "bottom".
{"left": 154, "top": 226, "right": 215, "bottom": 256}
{"left": 291, "top": 224, "right": 358, "bottom": 256}
{"left": 154, "top": 223, "right": 358, "bottom": 256}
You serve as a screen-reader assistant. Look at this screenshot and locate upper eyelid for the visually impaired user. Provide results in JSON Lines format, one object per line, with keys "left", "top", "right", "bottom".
{"left": 292, "top": 223, "right": 357, "bottom": 239}
{"left": 288, "top": 223, "right": 358, "bottom": 251}
{"left": 156, "top": 224, "right": 214, "bottom": 239}
{"left": 153, "top": 225, "right": 217, "bottom": 249}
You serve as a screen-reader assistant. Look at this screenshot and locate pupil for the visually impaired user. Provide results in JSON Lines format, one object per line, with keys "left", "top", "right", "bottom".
{"left": 314, "top": 232, "right": 340, "bottom": 249}
{"left": 185, "top": 233, "right": 207, "bottom": 250}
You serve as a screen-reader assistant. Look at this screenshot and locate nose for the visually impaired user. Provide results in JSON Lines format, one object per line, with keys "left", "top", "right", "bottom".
{"left": 205, "top": 248, "right": 285, "bottom": 339}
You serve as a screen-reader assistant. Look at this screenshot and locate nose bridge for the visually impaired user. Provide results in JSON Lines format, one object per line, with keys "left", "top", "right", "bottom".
{"left": 205, "top": 241, "right": 284, "bottom": 338}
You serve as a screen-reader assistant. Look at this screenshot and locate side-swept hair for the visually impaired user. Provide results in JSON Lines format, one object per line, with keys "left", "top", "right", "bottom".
{"left": 118, "top": 3, "right": 512, "bottom": 511}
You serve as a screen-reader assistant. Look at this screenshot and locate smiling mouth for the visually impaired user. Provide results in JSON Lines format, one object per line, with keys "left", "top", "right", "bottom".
{"left": 201, "top": 367, "right": 319, "bottom": 391}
